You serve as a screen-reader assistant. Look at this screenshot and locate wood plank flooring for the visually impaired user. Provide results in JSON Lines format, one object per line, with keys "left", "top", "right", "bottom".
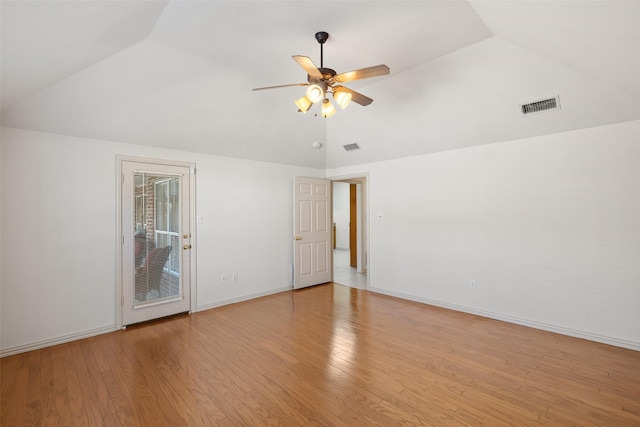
{"left": 2, "top": 283, "right": 639, "bottom": 426}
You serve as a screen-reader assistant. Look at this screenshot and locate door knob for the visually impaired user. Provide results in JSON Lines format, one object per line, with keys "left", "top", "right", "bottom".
{"left": 294, "top": 236, "right": 302, "bottom": 241}
{"left": 183, "top": 244, "right": 192, "bottom": 250}
{"left": 183, "top": 233, "right": 191, "bottom": 239}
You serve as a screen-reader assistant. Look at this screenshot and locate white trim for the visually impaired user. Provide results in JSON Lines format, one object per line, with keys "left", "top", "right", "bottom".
{"left": 116, "top": 158, "right": 124, "bottom": 329}
{"left": 134, "top": 296, "right": 184, "bottom": 309}
{"left": 133, "top": 170, "right": 184, "bottom": 176}
{"left": 369, "top": 287, "right": 640, "bottom": 352}
{"left": 196, "top": 286, "right": 292, "bottom": 312}
{"left": 0, "top": 325, "right": 116, "bottom": 358}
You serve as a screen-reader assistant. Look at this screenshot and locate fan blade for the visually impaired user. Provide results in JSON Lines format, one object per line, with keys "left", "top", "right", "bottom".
{"left": 339, "top": 86, "right": 373, "bottom": 106}
{"left": 332, "top": 64, "right": 390, "bottom": 84}
{"left": 292, "top": 55, "right": 323, "bottom": 79}
{"left": 252, "top": 83, "right": 308, "bottom": 91}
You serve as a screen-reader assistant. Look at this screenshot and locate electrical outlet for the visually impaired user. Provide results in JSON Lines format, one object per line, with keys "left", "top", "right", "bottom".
{"left": 233, "top": 273, "right": 238, "bottom": 281}
{"left": 221, "top": 274, "right": 227, "bottom": 282}
{"left": 469, "top": 280, "right": 476, "bottom": 289}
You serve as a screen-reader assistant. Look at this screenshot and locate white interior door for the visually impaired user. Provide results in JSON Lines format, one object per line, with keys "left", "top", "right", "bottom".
{"left": 294, "top": 177, "right": 332, "bottom": 289}
{"left": 121, "top": 160, "right": 192, "bottom": 325}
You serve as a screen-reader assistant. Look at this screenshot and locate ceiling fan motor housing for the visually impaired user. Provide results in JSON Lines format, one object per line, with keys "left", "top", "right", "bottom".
{"left": 307, "top": 67, "right": 337, "bottom": 84}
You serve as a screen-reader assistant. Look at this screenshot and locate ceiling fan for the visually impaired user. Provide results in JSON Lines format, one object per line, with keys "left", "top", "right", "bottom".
{"left": 252, "top": 31, "right": 390, "bottom": 118}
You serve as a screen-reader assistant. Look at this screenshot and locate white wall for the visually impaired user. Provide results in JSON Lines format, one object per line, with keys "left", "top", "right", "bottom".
{"left": 332, "top": 182, "right": 350, "bottom": 250}
{"left": 327, "top": 120, "right": 640, "bottom": 350}
{"left": 0, "top": 127, "right": 323, "bottom": 355}
{"left": 3, "top": 121, "right": 639, "bottom": 354}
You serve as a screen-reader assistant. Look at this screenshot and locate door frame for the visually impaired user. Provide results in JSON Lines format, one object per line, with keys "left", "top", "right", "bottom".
{"left": 349, "top": 183, "right": 358, "bottom": 268}
{"left": 115, "top": 155, "right": 197, "bottom": 329}
{"left": 329, "top": 172, "right": 369, "bottom": 288}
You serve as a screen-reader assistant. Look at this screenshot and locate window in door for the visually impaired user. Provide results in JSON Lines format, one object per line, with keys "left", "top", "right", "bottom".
{"left": 154, "top": 179, "right": 180, "bottom": 277}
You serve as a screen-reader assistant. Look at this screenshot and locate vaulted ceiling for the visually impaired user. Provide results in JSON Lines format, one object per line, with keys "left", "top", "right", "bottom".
{"left": 2, "top": 1, "right": 639, "bottom": 169}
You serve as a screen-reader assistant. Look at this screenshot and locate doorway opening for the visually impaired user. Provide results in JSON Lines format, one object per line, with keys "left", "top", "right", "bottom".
{"left": 331, "top": 175, "right": 368, "bottom": 289}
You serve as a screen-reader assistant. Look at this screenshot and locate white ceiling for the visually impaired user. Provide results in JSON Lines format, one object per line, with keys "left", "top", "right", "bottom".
{"left": 2, "top": 1, "right": 639, "bottom": 169}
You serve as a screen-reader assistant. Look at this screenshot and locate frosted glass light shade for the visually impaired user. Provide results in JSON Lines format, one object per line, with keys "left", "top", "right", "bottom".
{"left": 295, "top": 96, "right": 312, "bottom": 113}
{"left": 333, "top": 87, "right": 352, "bottom": 109}
{"left": 306, "top": 84, "right": 324, "bottom": 103}
{"left": 321, "top": 99, "right": 336, "bottom": 118}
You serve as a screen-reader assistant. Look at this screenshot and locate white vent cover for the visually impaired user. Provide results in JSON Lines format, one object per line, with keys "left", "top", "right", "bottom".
{"left": 343, "top": 143, "right": 360, "bottom": 151}
{"left": 521, "top": 95, "right": 561, "bottom": 115}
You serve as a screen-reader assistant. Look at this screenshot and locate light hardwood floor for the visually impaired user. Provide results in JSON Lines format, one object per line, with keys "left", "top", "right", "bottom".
{"left": 2, "top": 283, "right": 639, "bottom": 426}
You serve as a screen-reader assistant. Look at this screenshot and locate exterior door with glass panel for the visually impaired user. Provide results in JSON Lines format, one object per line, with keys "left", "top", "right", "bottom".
{"left": 121, "top": 161, "right": 192, "bottom": 325}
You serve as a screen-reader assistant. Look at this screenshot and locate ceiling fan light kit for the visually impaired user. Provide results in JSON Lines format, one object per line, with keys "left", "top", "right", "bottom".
{"left": 252, "top": 31, "right": 389, "bottom": 118}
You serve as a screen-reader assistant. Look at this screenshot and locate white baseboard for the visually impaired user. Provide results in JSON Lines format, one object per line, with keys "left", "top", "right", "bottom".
{"left": 6, "top": 286, "right": 635, "bottom": 357}
{"left": 196, "top": 286, "right": 292, "bottom": 312}
{"left": 369, "top": 287, "right": 640, "bottom": 352}
{"left": 1, "top": 287, "right": 293, "bottom": 357}
{"left": 1, "top": 325, "right": 116, "bottom": 358}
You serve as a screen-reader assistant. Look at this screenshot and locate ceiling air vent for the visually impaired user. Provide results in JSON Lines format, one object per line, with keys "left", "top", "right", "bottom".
{"left": 343, "top": 143, "right": 360, "bottom": 151}
{"left": 521, "top": 95, "right": 560, "bottom": 116}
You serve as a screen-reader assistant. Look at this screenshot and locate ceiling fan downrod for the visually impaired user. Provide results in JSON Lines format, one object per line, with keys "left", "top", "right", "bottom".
{"left": 315, "top": 31, "right": 329, "bottom": 68}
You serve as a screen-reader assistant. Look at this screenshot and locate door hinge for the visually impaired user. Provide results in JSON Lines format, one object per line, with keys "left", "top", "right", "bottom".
{"left": 122, "top": 174, "right": 124, "bottom": 184}
{"left": 122, "top": 235, "right": 125, "bottom": 245}
{"left": 121, "top": 295, "right": 124, "bottom": 306}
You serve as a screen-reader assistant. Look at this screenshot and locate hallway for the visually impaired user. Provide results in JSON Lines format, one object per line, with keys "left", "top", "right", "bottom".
{"left": 333, "top": 249, "right": 367, "bottom": 289}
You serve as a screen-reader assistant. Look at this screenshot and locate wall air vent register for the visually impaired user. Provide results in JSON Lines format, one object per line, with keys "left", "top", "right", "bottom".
{"left": 521, "top": 95, "right": 561, "bottom": 115}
